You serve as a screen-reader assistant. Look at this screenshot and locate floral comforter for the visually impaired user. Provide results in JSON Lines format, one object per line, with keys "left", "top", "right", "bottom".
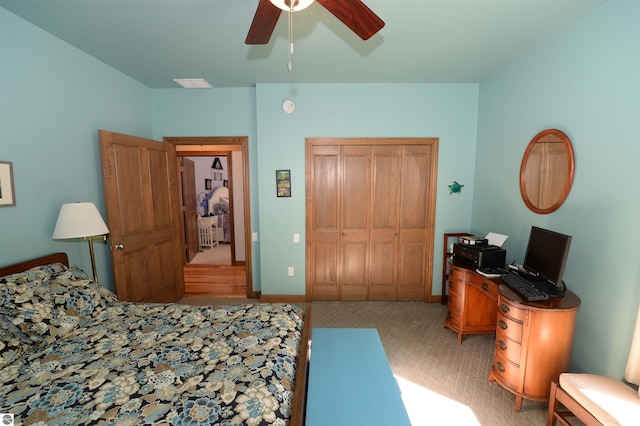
{"left": 0, "top": 263, "right": 305, "bottom": 425}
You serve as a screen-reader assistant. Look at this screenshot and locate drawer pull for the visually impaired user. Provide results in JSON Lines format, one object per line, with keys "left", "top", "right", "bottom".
{"left": 498, "top": 320, "right": 508, "bottom": 330}
{"left": 449, "top": 281, "right": 455, "bottom": 289}
{"left": 482, "top": 282, "right": 489, "bottom": 291}
{"left": 496, "top": 362, "right": 505, "bottom": 373}
{"left": 500, "top": 303, "right": 510, "bottom": 314}
{"left": 447, "top": 296, "right": 452, "bottom": 303}
{"left": 447, "top": 312, "right": 452, "bottom": 319}
{"left": 498, "top": 340, "right": 507, "bottom": 350}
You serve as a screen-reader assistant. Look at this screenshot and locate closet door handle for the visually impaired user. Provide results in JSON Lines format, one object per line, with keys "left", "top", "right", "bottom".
{"left": 114, "top": 243, "right": 124, "bottom": 250}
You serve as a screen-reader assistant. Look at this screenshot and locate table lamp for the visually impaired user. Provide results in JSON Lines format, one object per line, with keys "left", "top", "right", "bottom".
{"left": 52, "top": 202, "right": 109, "bottom": 282}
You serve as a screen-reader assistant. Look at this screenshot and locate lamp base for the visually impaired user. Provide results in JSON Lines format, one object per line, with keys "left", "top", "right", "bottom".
{"left": 85, "top": 235, "right": 107, "bottom": 282}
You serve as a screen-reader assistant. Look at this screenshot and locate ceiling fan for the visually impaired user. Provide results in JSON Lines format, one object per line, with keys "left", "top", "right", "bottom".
{"left": 246, "top": 0, "right": 385, "bottom": 45}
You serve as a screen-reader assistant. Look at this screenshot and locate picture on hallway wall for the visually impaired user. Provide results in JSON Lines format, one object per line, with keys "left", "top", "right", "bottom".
{"left": 0, "top": 161, "right": 16, "bottom": 207}
{"left": 276, "top": 170, "right": 291, "bottom": 198}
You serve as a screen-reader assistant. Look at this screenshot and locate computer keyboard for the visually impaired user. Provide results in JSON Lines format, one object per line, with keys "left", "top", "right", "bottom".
{"left": 500, "top": 273, "right": 549, "bottom": 301}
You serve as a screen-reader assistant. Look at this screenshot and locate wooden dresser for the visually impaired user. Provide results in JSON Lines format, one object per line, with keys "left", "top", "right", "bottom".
{"left": 445, "top": 262, "right": 500, "bottom": 344}
{"left": 489, "top": 285, "right": 581, "bottom": 411}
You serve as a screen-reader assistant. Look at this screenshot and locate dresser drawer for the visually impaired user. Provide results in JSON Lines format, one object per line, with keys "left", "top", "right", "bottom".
{"left": 467, "top": 273, "right": 499, "bottom": 299}
{"left": 496, "top": 312, "right": 523, "bottom": 344}
{"left": 447, "top": 280, "right": 463, "bottom": 308}
{"left": 447, "top": 277, "right": 462, "bottom": 295}
{"left": 496, "top": 335, "right": 522, "bottom": 365}
{"left": 498, "top": 299, "right": 527, "bottom": 322}
{"left": 493, "top": 352, "right": 521, "bottom": 390}
{"left": 446, "top": 309, "right": 462, "bottom": 328}
{"left": 448, "top": 266, "right": 466, "bottom": 281}
{"left": 447, "top": 296, "right": 462, "bottom": 316}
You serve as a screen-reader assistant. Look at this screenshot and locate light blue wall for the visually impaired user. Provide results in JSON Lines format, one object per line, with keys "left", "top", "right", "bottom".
{"left": 474, "top": 0, "right": 640, "bottom": 377}
{"left": 151, "top": 84, "right": 479, "bottom": 295}
{"left": 0, "top": 8, "right": 152, "bottom": 291}
{"left": 254, "top": 84, "right": 479, "bottom": 295}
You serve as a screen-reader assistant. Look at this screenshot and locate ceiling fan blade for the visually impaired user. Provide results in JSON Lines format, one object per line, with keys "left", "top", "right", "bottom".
{"left": 316, "top": 0, "right": 385, "bottom": 40}
{"left": 246, "top": 0, "right": 282, "bottom": 45}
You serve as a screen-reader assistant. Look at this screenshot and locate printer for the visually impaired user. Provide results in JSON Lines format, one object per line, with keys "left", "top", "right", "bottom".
{"left": 453, "top": 243, "right": 506, "bottom": 269}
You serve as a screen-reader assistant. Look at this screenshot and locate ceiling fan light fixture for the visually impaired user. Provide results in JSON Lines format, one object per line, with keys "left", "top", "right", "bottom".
{"left": 269, "top": 0, "right": 314, "bottom": 12}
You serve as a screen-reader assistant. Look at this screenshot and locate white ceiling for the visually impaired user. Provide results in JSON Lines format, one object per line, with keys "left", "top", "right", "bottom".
{"left": 0, "top": 0, "right": 609, "bottom": 88}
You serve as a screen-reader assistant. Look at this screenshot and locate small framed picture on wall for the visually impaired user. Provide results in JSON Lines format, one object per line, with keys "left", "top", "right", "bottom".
{"left": 276, "top": 170, "right": 291, "bottom": 198}
{"left": 0, "top": 161, "right": 16, "bottom": 207}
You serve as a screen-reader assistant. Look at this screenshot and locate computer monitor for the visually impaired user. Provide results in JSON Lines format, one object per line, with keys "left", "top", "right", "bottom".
{"left": 523, "top": 226, "right": 572, "bottom": 291}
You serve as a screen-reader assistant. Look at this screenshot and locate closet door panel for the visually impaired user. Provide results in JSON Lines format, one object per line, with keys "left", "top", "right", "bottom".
{"left": 309, "top": 145, "right": 341, "bottom": 300}
{"left": 342, "top": 146, "right": 370, "bottom": 228}
{"left": 371, "top": 147, "right": 400, "bottom": 228}
{"left": 312, "top": 146, "right": 340, "bottom": 230}
{"left": 311, "top": 240, "right": 339, "bottom": 300}
{"left": 398, "top": 241, "right": 427, "bottom": 300}
{"left": 400, "top": 145, "right": 433, "bottom": 228}
{"left": 370, "top": 146, "right": 401, "bottom": 299}
{"left": 370, "top": 241, "right": 397, "bottom": 300}
{"left": 397, "top": 145, "right": 434, "bottom": 301}
{"left": 342, "top": 242, "right": 368, "bottom": 300}
{"left": 340, "top": 146, "right": 371, "bottom": 300}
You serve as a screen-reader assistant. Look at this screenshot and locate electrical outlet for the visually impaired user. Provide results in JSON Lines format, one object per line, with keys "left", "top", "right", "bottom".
{"left": 293, "top": 233, "right": 300, "bottom": 243}
{"left": 252, "top": 232, "right": 258, "bottom": 241}
{"left": 287, "top": 267, "right": 294, "bottom": 276}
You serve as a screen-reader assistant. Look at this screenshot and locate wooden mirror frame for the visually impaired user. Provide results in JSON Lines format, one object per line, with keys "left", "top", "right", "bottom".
{"left": 520, "top": 129, "right": 575, "bottom": 214}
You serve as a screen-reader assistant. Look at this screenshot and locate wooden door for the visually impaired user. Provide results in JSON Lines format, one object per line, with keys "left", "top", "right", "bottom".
{"left": 341, "top": 146, "right": 371, "bottom": 300}
{"left": 307, "top": 145, "right": 341, "bottom": 300}
{"left": 369, "top": 146, "right": 401, "bottom": 300}
{"left": 181, "top": 158, "right": 199, "bottom": 262}
{"left": 397, "top": 144, "right": 435, "bottom": 301}
{"left": 99, "top": 130, "right": 185, "bottom": 303}
{"left": 307, "top": 138, "right": 438, "bottom": 302}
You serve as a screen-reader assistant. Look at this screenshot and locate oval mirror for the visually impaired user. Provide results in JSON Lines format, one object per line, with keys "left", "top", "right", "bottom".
{"left": 520, "top": 129, "right": 575, "bottom": 214}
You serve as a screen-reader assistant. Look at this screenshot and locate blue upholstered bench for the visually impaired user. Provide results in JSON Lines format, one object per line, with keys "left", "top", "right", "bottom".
{"left": 306, "top": 328, "right": 411, "bottom": 426}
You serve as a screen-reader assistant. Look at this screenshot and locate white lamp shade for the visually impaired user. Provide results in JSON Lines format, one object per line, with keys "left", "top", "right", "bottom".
{"left": 270, "top": 0, "right": 314, "bottom": 12}
{"left": 52, "top": 202, "right": 109, "bottom": 239}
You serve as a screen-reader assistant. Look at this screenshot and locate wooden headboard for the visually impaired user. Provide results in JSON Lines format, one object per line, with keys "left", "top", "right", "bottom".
{"left": 0, "top": 252, "right": 69, "bottom": 277}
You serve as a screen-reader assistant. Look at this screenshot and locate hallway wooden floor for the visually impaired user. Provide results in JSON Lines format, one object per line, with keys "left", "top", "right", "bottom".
{"left": 183, "top": 263, "right": 246, "bottom": 297}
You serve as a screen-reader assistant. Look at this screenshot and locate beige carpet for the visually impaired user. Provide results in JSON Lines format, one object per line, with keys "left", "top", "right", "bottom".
{"left": 177, "top": 298, "right": 551, "bottom": 425}
{"left": 310, "top": 301, "right": 551, "bottom": 426}
{"left": 190, "top": 244, "right": 231, "bottom": 264}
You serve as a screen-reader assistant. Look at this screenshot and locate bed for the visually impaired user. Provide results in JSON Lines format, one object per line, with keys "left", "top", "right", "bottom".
{"left": 0, "top": 253, "right": 311, "bottom": 425}
{"left": 207, "top": 186, "right": 231, "bottom": 243}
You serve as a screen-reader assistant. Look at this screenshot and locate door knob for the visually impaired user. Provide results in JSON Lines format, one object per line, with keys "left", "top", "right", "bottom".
{"left": 114, "top": 243, "right": 124, "bottom": 250}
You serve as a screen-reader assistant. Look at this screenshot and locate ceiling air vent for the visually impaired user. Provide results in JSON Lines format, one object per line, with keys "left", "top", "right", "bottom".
{"left": 173, "top": 78, "right": 213, "bottom": 88}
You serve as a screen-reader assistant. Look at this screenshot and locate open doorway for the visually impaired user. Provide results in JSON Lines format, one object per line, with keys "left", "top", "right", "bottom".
{"left": 165, "top": 136, "right": 255, "bottom": 298}
{"left": 187, "top": 155, "right": 233, "bottom": 266}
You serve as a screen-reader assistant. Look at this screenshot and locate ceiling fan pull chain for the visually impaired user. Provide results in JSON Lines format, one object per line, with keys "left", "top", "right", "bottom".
{"left": 288, "top": 2, "right": 294, "bottom": 71}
